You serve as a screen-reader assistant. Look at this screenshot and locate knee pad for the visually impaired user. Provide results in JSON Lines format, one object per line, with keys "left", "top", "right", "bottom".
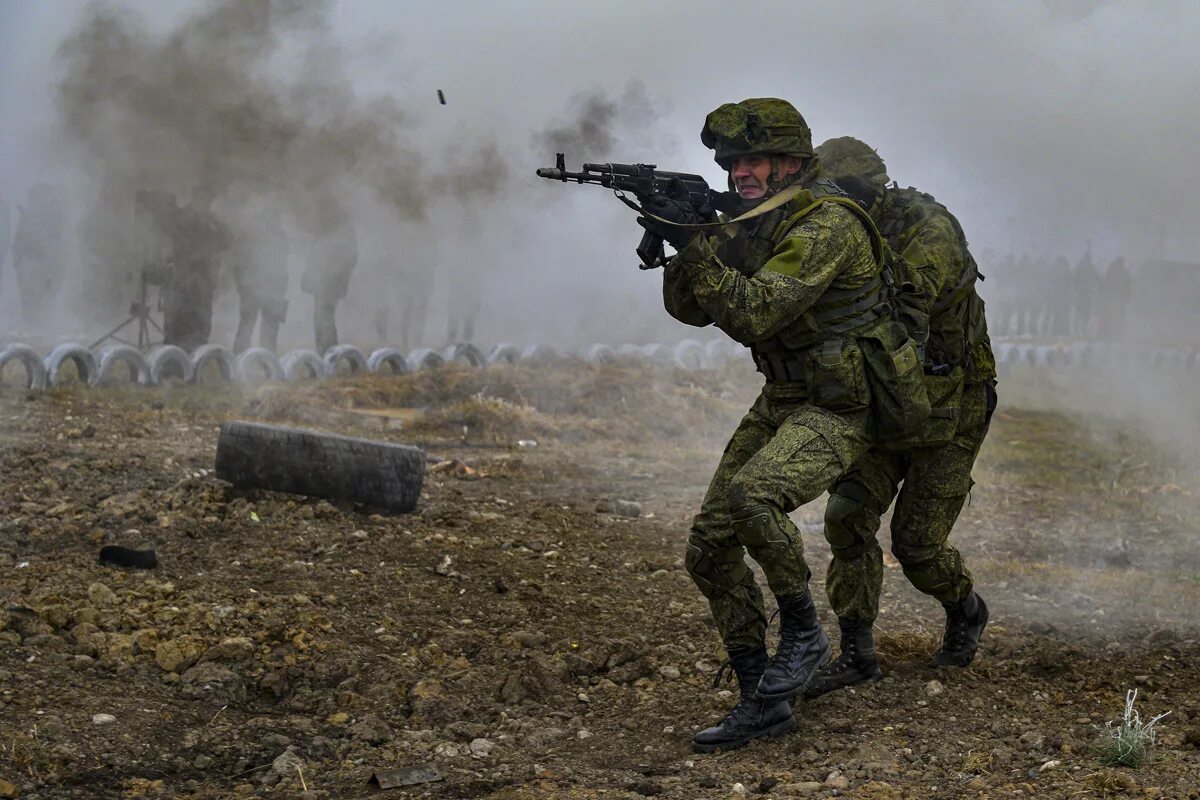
{"left": 893, "top": 543, "right": 959, "bottom": 596}
{"left": 891, "top": 539, "right": 932, "bottom": 566}
{"left": 900, "top": 560, "right": 956, "bottom": 596}
{"left": 823, "top": 493, "right": 877, "bottom": 559}
{"left": 730, "top": 503, "right": 791, "bottom": 550}
{"left": 684, "top": 536, "right": 749, "bottom": 599}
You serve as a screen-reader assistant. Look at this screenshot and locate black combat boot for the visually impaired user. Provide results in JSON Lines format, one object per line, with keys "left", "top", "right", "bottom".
{"left": 756, "top": 591, "right": 831, "bottom": 701}
{"left": 932, "top": 591, "right": 989, "bottom": 667}
{"left": 692, "top": 645, "right": 796, "bottom": 753}
{"left": 804, "top": 618, "right": 883, "bottom": 699}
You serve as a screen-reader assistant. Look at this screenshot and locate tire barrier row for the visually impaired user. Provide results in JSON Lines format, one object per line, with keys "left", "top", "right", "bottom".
{"left": 0, "top": 339, "right": 744, "bottom": 391}
{"left": 4, "top": 338, "right": 1194, "bottom": 392}
{"left": 990, "top": 341, "right": 1200, "bottom": 371}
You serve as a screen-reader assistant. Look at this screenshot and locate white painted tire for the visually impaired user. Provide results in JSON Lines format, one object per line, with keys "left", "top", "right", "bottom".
{"left": 96, "top": 345, "right": 152, "bottom": 386}
{"left": 442, "top": 343, "right": 485, "bottom": 367}
{"left": 0, "top": 344, "right": 48, "bottom": 390}
{"left": 703, "top": 339, "right": 730, "bottom": 367}
{"left": 43, "top": 344, "right": 97, "bottom": 388}
{"left": 585, "top": 343, "right": 616, "bottom": 365}
{"left": 672, "top": 339, "right": 706, "bottom": 369}
{"left": 323, "top": 345, "right": 369, "bottom": 376}
{"left": 281, "top": 350, "right": 327, "bottom": 381}
{"left": 641, "top": 343, "right": 674, "bottom": 365}
{"left": 368, "top": 348, "right": 410, "bottom": 375}
{"left": 147, "top": 345, "right": 195, "bottom": 384}
{"left": 519, "top": 344, "right": 562, "bottom": 365}
{"left": 191, "top": 344, "right": 235, "bottom": 383}
{"left": 235, "top": 348, "right": 285, "bottom": 383}
{"left": 485, "top": 343, "right": 521, "bottom": 367}
{"left": 406, "top": 348, "right": 445, "bottom": 371}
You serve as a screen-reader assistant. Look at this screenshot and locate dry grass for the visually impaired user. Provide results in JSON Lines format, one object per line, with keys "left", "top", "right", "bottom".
{"left": 961, "top": 748, "right": 993, "bottom": 774}
{"left": 874, "top": 628, "right": 939, "bottom": 664}
{"left": 0, "top": 730, "right": 61, "bottom": 784}
{"left": 407, "top": 396, "right": 561, "bottom": 443}
{"left": 247, "top": 362, "right": 752, "bottom": 444}
{"left": 1082, "top": 768, "right": 1138, "bottom": 795}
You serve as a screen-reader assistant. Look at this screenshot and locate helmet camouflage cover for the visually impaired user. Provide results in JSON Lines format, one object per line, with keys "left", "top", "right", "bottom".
{"left": 701, "top": 98, "right": 813, "bottom": 169}
{"left": 814, "top": 136, "right": 889, "bottom": 190}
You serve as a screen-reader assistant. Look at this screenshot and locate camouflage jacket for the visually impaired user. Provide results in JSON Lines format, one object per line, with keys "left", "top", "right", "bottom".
{"left": 873, "top": 187, "right": 996, "bottom": 385}
{"left": 662, "top": 181, "right": 879, "bottom": 351}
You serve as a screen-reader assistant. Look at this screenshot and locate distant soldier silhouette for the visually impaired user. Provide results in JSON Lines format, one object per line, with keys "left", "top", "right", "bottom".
{"left": 1042, "top": 255, "right": 1071, "bottom": 336}
{"left": 161, "top": 185, "right": 232, "bottom": 351}
{"left": 1012, "top": 254, "right": 1037, "bottom": 335}
{"left": 231, "top": 204, "right": 289, "bottom": 353}
{"left": 300, "top": 194, "right": 357, "bottom": 354}
{"left": 1070, "top": 252, "right": 1100, "bottom": 337}
{"left": 1100, "top": 256, "right": 1131, "bottom": 340}
{"left": 989, "top": 254, "right": 1018, "bottom": 336}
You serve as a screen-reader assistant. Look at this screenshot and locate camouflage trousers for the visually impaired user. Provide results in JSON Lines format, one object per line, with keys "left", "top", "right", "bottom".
{"left": 823, "top": 381, "right": 996, "bottom": 624}
{"left": 686, "top": 382, "right": 872, "bottom": 651}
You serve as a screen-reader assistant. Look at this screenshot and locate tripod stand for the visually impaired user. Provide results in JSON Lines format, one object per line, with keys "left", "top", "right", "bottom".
{"left": 90, "top": 272, "right": 163, "bottom": 350}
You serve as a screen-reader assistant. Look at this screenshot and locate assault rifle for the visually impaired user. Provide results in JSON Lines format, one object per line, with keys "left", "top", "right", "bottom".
{"left": 536, "top": 153, "right": 739, "bottom": 269}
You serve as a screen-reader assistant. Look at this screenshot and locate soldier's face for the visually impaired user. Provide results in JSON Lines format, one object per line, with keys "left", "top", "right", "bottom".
{"left": 730, "top": 155, "right": 801, "bottom": 199}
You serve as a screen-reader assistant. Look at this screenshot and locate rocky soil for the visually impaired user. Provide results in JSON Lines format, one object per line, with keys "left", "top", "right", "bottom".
{"left": 1, "top": 363, "right": 1199, "bottom": 799}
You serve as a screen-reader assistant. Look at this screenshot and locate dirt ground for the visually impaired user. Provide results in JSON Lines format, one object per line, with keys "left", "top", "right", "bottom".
{"left": 2, "top": 362, "right": 1199, "bottom": 799}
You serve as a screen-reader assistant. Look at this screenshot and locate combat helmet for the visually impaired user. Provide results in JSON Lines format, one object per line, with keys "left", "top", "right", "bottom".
{"left": 701, "top": 98, "right": 813, "bottom": 170}
{"left": 814, "top": 136, "right": 889, "bottom": 191}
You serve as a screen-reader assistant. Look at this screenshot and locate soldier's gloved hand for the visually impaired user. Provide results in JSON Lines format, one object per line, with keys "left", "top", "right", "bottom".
{"left": 637, "top": 191, "right": 707, "bottom": 250}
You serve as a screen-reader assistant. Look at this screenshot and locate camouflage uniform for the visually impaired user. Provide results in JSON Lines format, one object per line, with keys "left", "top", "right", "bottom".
{"left": 665, "top": 107, "right": 896, "bottom": 654}
{"left": 1042, "top": 256, "right": 1071, "bottom": 336}
{"left": 1070, "top": 253, "right": 1099, "bottom": 337}
{"left": 161, "top": 194, "right": 232, "bottom": 352}
{"left": 815, "top": 137, "right": 996, "bottom": 629}
{"left": 231, "top": 209, "right": 289, "bottom": 353}
{"left": 1100, "top": 257, "right": 1130, "bottom": 339}
{"left": 300, "top": 197, "right": 357, "bottom": 354}
{"left": 659, "top": 100, "right": 936, "bottom": 753}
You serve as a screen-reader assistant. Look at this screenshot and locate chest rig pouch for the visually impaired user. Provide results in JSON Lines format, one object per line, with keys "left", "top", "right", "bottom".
{"left": 764, "top": 194, "right": 931, "bottom": 440}
{"left": 879, "top": 365, "right": 965, "bottom": 450}
{"left": 874, "top": 245, "right": 963, "bottom": 446}
{"left": 856, "top": 319, "right": 931, "bottom": 440}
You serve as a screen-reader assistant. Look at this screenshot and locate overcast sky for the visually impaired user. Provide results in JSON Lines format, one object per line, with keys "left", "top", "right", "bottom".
{"left": 2, "top": 0, "right": 1197, "bottom": 345}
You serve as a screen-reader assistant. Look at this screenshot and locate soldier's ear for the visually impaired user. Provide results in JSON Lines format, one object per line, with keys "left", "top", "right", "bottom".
{"left": 782, "top": 156, "right": 803, "bottom": 176}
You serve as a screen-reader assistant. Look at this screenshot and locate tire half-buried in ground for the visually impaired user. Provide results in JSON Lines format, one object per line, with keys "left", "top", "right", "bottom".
{"left": 235, "top": 348, "right": 285, "bottom": 383}
{"left": 44, "top": 343, "right": 97, "bottom": 387}
{"left": 147, "top": 345, "right": 195, "bottom": 384}
{"left": 191, "top": 344, "right": 235, "bottom": 383}
{"left": 323, "top": 345, "right": 368, "bottom": 376}
{"left": 0, "top": 344, "right": 49, "bottom": 390}
{"left": 367, "top": 348, "right": 410, "bottom": 375}
{"left": 95, "top": 345, "right": 152, "bottom": 386}
{"left": 215, "top": 421, "right": 426, "bottom": 513}
{"left": 281, "top": 350, "right": 327, "bottom": 381}
{"left": 442, "top": 343, "right": 485, "bottom": 367}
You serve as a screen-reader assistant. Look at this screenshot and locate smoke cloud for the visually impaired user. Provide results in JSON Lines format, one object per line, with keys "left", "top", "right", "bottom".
{"left": 0, "top": 0, "right": 1196, "bottom": 357}
{"left": 532, "top": 81, "right": 673, "bottom": 162}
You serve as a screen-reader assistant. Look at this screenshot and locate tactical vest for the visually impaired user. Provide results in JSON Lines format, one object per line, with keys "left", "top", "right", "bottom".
{"left": 718, "top": 179, "right": 930, "bottom": 438}
{"left": 723, "top": 180, "right": 888, "bottom": 364}
{"left": 875, "top": 188, "right": 994, "bottom": 383}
